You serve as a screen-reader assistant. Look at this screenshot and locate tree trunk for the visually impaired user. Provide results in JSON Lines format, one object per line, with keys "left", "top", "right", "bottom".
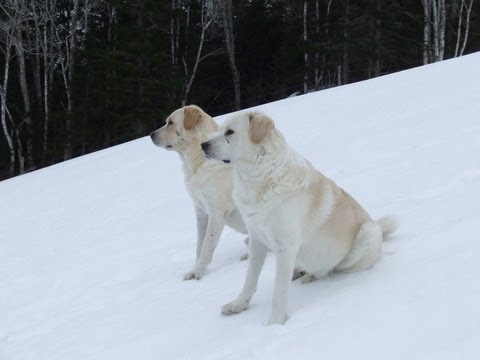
{"left": 221, "top": 0, "right": 241, "bottom": 110}
{"left": 428, "top": 0, "right": 446, "bottom": 62}
{"left": 170, "top": 0, "right": 177, "bottom": 102}
{"left": 438, "top": 0, "right": 446, "bottom": 61}
{"left": 182, "top": 1, "right": 213, "bottom": 106}
{"left": 454, "top": 0, "right": 464, "bottom": 58}
{"left": 303, "top": 0, "right": 309, "bottom": 94}
{"left": 460, "top": 0, "right": 474, "bottom": 56}
{"left": 14, "top": 25, "right": 34, "bottom": 169}
{"left": 342, "top": 0, "right": 350, "bottom": 84}
{"left": 43, "top": 16, "right": 50, "bottom": 163}
{"left": 33, "top": 52, "right": 43, "bottom": 102}
{"left": 422, "top": 0, "right": 431, "bottom": 64}
{"left": 64, "top": 0, "right": 81, "bottom": 160}
{"left": 104, "top": 4, "right": 116, "bottom": 147}
{"left": 432, "top": 1, "right": 438, "bottom": 59}
{"left": 14, "top": 114, "right": 25, "bottom": 173}
{"left": 314, "top": 0, "right": 321, "bottom": 90}
{"left": 322, "top": 0, "right": 333, "bottom": 87}
{"left": 374, "top": 0, "right": 381, "bottom": 77}
{"left": 1, "top": 39, "right": 16, "bottom": 175}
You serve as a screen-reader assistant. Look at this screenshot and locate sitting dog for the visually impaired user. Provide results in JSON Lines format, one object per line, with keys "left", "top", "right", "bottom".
{"left": 150, "top": 105, "right": 247, "bottom": 280}
{"left": 202, "top": 111, "right": 398, "bottom": 324}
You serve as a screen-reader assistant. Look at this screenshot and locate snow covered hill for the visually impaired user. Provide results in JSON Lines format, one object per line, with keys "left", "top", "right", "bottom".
{"left": 2, "top": 53, "right": 480, "bottom": 360}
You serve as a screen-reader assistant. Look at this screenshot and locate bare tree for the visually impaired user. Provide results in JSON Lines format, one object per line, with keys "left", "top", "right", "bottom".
{"left": 373, "top": 0, "right": 381, "bottom": 77}
{"left": 42, "top": 0, "right": 55, "bottom": 162}
{"left": 181, "top": 0, "right": 221, "bottom": 106}
{"left": 438, "top": 0, "right": 446, "bottom": 61}
{"left": 303, "top": 0, "right": 309, "bottom": 94}
{"left": 28, "top": 0, "right": 55, "bottom": 162}
{"left": 314, "top": 0, "right": 320, "bottom": 90}
{"left": 321, "top": 0, "right": 333, "bottom": 88}
{"left": 55, "top": 0, "right": 80, "bottom": 160}
{"left": 15, "top": 1, "right": 34, "bottom": 167}
{"left": 431, "top": 0, "right": 446, "bottom": 61}
{"left": 170, "top": 0, "right": 180, "bottom": 102}
{"left": 454, "top": 0, "right": 474, "bottom": 57}
{"left": 423, "top": 0, "right": 446, "bottom": 63}
{"left": 342, "top": 0, "right": 350, "bottom": 84}
{"left": 221, "top": 0, "right": 241, "bottom": 110}
{"left": 0, "top": 19, "right": 16, "bottom": 174}
{"left": 0, "top": 0, "right": 35, "bottom": 168}
{"left": 421, "top": 0, "right": 432, "bottom": 64}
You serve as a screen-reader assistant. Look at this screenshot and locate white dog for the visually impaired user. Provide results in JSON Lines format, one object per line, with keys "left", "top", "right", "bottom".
{"left": 150, "top": 105, "right": 247, "bottom": 280}
{"left": 202, "top": 111, "right": 398, "bottom": 325}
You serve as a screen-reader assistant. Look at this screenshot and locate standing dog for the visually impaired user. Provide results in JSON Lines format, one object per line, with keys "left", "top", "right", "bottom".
{"left": 150, "top": 105, "right": 247, "bottom": 280}
{"left": 202, "top": 111, "right": 398, "bottom": 324}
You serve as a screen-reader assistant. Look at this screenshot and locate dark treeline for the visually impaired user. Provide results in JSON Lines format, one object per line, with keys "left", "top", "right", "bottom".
{"left": 1, "top": 0, "right": 479, "bottom": 180}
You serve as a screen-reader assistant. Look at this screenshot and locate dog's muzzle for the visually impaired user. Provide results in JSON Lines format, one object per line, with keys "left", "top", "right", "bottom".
{"left": 201, "top": 142, "right": 211, "bottom": 158}
{"left": 201, "top": 141, "right": 210, "bottom": 152}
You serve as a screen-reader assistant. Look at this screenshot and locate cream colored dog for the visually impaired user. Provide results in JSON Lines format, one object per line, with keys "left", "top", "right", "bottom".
{"left": 150, "top": 105, "right": 247, "bottom": 280}
{"left": 202, "top": 111, "right": 398, "bottom": 325}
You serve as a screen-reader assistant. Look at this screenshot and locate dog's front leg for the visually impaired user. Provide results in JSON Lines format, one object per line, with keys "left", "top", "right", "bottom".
{"left": 195, "top": 209, "right": 208, "bottom": 261}
{"left": 268, "top": 246, "right": 298, "bottom": 325}
{"left": 222, "top": 236, "right": 268, "bottom": 315}
{"left": 185, "top": 211, "right": 226, "bottom": 280}
{"left": 184, "top": 209, "right": 209, "bottom": 280}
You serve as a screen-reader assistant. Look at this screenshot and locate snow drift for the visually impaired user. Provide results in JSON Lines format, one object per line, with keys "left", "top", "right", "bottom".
{"left": 1, "top": 53, "right": 480, "bottom": 359}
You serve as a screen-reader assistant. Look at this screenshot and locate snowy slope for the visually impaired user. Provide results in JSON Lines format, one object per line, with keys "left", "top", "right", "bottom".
{"left": 2, "top": 53, "right": 480, "bottom": 360}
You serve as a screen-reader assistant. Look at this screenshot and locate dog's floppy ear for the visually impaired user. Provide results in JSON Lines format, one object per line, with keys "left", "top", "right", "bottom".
{"left": 248, "top": 112, "right": 274, "bottom": 144}
{"left": 183, "top": 105, "right": 202, "bottom": 130}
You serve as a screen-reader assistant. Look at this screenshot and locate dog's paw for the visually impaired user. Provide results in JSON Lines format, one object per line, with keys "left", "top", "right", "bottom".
{"left": 221, "top": 299, "right": 249, "bottom": 316}
{"left": 193, "top": 266, "right": 206, "bottom": 280}
{"left": 183, "top": 266, "right": 206, "bottom": 280}
{"left": 240, "top": 253, "right": 249, "bottom": 261}
{"left": 292, "top": 268, "right": 306, "bottom": 281}
{"left": 268, "top": 313, "right": 288, "bottom": 325}
{"left": 183, "top": 271, "right": 196, "bottom": 280}
{"left": 301, "top": 273, "right": 315, "bottom": 284}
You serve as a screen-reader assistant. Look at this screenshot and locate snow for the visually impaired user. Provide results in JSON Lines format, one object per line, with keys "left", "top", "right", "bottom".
{"left": 2, "top": 53, "right": 480, "bottom": 359}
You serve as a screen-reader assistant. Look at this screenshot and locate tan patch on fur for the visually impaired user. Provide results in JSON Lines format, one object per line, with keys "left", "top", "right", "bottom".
{"left": 321, "top": 182, "right": 371, "bottom": 248}
{"left": 248, "top": 112, "right": 274, "bottom": 144}
{"left": 184, "top": 105, "right": 203, "bottom": 130}
{"left": 305, "top": 167, "right": 371, "bottom": 255}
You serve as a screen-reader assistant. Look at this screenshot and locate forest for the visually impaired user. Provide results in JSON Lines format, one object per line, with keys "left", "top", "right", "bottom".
{"left": 1, "top": 0, "right": 479, "bottom": 180}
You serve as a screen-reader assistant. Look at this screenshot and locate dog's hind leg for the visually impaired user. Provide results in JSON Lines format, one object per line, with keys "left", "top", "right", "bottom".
{"left": 292, "top": 268, "right": 305, "bottom": 280}
{"left": 300, "top": 273, "right": 316, "bottom": 284}
{"left": 335, "top": 221, "right": 383, "bottom": 273}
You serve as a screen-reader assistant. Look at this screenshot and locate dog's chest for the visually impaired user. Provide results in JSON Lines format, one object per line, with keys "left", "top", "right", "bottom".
{"left": 184, "top": 174, "right": 211, "bottom": 211}
{"left": 235, "top": 197, "right": 284, "bottom": 250}
{"left": 233, "top": 183, "right": 278, "bottom": 231}
{"left": 184, "top": 163, "right": 233, "bottom": 213}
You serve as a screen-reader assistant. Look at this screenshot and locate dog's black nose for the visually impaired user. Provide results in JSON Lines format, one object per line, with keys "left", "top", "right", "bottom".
{"left": 201, "top": 142, "right": 209, "bottom": 151}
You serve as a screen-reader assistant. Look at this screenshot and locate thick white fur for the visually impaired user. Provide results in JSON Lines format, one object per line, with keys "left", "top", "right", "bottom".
{"left": 203, "top": 111, "right": 398, "bottom": 324}
{"left": 150, "top": 105, "right": 247, "bottom": 280}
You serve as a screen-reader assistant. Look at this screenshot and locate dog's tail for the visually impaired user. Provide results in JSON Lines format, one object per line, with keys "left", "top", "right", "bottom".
{"left": 376, "top": 215, "right": 399, "bottom": 240}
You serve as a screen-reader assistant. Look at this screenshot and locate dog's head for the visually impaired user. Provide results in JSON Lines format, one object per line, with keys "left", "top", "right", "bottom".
{"left": 201, "top": 111, "right": 275, "bottom": 166}
{"left": 150, "top": 105, "right": 217, "bottom": 152}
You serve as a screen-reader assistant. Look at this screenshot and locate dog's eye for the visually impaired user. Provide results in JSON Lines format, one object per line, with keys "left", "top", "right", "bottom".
{"left": 168, "top": 121, "right": 173, "bottom": 126}
{"left": 225, "top": 129, "right": 234, "bottom": 136}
